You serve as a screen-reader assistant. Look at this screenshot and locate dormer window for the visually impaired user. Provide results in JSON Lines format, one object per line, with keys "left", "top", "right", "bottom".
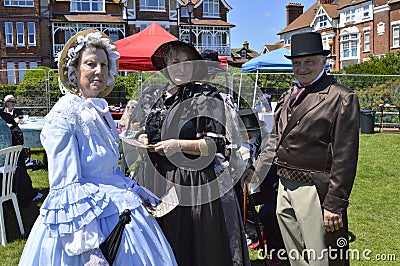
{"left": 319, "top": 15, "right": 328, "bottom": 28}
{"left": 240, "top": 50, "right": 246, "bottom": 59}
{"left": 203, "top": 0, "right": 219, "bottom": 18}
{"left": 71, "top": 0, "right": 104, "bottom": 12}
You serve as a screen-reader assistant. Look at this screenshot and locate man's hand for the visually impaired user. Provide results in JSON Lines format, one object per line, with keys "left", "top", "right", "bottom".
{"left": 323, "top": 209, "right": 343, "bottom": 232}
{"left": 240, "top": 167, "right": 255, "bottom": 187}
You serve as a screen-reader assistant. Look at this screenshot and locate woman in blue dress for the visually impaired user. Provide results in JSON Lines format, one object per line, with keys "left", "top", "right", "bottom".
{"left": 19, "top": 30, "right": 177, "bottom": 266}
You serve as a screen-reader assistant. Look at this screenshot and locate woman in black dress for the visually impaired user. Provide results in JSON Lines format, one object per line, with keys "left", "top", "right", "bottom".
{"left": 134, "top": 41, "right": 241, "bottom": 266}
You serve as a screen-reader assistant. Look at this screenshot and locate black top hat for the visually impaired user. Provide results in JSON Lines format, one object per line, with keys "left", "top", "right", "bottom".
{"left": 237, "top": 109, "right": 266, "bottom": 131}
{"left": 285, "top": 32, "right": 331, "bottom": 59}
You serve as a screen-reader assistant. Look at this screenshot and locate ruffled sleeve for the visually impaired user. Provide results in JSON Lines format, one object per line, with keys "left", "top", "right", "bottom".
{"left": 39, "top": 95, "right": 110, "bottom": 239}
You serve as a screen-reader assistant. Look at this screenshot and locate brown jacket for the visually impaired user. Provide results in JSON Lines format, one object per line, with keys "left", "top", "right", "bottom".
{"left": 254, "top": 74, "right": 359, "bottom": 214}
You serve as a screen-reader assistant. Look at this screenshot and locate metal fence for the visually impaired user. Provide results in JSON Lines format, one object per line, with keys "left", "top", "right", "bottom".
{"left": 1, "top": 69, "right": 399, "bottom": 124}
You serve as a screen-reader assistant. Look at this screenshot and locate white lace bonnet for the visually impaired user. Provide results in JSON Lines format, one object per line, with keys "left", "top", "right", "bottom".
{"left": 56, "top": 29, "right": 120, "bottom": 98}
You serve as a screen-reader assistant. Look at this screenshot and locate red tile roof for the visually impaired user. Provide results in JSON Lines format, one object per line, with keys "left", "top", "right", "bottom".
{"left": 181, "top": 19, "right": 235, "bottom": 27}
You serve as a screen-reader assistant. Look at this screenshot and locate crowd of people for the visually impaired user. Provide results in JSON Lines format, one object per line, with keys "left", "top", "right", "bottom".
{"left": 0, "top": 30, "right": 360, "bottom": 266}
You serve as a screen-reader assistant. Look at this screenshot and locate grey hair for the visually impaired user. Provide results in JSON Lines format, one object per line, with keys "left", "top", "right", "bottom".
{"left": 69, "top": 37, "right": 110, "bottom": 70}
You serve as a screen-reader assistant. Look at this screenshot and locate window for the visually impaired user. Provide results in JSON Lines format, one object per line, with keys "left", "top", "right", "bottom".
{"left": 71, "top": 0, "right": 104, "bottom": 12}
{"left": 29, "top": 62, "right": 38, "bottom": 69}
{"left": 16, "top": 22, "right": 24, "bottom": 45}
{"left": 139, "top": 0, "right": 165, "bottom": 11}
{"left": 5, "top": 22, "right": 13, "bottom": 46}
{"left": 109, "top": 29, "right": 118, "bottom": 42}
{"left": 341, "top": 32, "right": 358, "bottom": 59}
{"left": 363, "top": 6, "right": 370, "bottom": 18}
{"left": 364, "top": 30, "right": 370, "bottom": 51}
{"left": 345, "top": 9, "right": 355, "bottom": 22}
{"left": 28, "top": 22, "right": 36, "bottom": 45}
{"left": 318, "top": 15, "right": 328, "bottom": 28}
{"left": 7, "top": 62, "right": 15, "bottom": 84}
{"left": 4, "top": 0, "right": 33, "bottom": 7}
{"left": 393, "top": 26, "right": 400, "bottom": 47}
{"left": 181, "top": 33, "right": 189, "bottom": 43}
{"left": 240, "top": 50, "right": 246, "bottom": 59}
{"left": 322, "top": 36, "right": 333, "bottom": 51}
{"left": 202, "top": 33, "right": 212, "bottom": 48}
{"left": 377, "top": 22, "right": 385, "bottom": 35}
{"left": 65, "top": 30, "right": 75, "bottom": 43}
{"left": 18, "top": 62, "right": 26, "bottom": 83}
{"left": 203, "top": 0, "right": 219, "bottom": 17}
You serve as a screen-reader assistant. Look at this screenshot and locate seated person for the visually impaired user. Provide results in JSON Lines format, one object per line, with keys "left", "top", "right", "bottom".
{"left": 0, "top": 111, "right": 43, "bottom": 207}
{"left": 3, "top": 95, "right": 24, "bottom": 124}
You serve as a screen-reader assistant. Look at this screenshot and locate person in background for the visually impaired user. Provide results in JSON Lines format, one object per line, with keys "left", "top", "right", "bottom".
{"left": 19, "top": 30, "right": 177, "bottom": 266}
{"left": 201, "top": 49, "right": 250, "bottom": 265}
{"left": 261, "top": 93, "right": 272, "bottom": 112}
{"left": 0, "top": 111, "right": 42, "bottom": 206}
{"left": 118, "top": 99, "right": 139, "bottom": 133}
{"left": 243, "top": 32, "right": 359, "bottom": 266}
{"left": 3, "top": 95, "right": 24, "bottom": 124}
{"left": 131, "top": 40, "right": 248, "bottom": 266}
{"left": 0, "top": 116, "right": 12, "bottom": 165}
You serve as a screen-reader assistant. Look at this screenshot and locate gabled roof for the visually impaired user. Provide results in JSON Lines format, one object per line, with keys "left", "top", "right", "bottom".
{"left": 231, "top": 46, "right": 259, "bottom": 60}
{"left": 279, "top": 0, "right": 371, "bottom": 35}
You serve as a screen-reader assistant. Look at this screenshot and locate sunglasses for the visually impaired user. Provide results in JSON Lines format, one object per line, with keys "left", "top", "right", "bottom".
{"left": 126, "top": 106, "right": 135, "bottom": 109}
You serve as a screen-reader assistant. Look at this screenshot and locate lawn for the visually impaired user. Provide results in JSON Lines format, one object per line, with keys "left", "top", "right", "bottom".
{"left": 1, "top": 133, "right": 399, "bottom": 265}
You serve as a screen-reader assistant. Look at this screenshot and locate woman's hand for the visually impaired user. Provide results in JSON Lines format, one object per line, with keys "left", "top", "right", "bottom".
{"left": 154, "top": 139, "right": 180, "bottom": 156}
{"left": 138, "top": 134, "right": 149, "bottom": 145}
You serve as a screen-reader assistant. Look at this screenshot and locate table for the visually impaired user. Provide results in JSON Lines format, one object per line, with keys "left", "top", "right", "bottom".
{"left": 378, "top": 104, "right": 400, "bottom": 132}
{"left": 18, "top": 117, "right": 45, "bottom": 149}
{"left": 258, "top": 112, "right": 275, "bottom": 133}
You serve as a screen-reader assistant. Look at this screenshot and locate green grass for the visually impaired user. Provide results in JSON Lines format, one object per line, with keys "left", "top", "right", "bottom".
{"left": 1, "top": 135, "right": 400, "bottom": 265}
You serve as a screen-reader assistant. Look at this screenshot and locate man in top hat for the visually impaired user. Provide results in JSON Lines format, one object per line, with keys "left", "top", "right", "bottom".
{"left": 243, "top": 32, "right": 360, "bottom": 265}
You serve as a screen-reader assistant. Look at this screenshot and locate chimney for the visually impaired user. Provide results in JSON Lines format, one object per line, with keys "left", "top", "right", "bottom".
{"left": 286, "top": 3, "right": 304, "bottom": 26}
{"left": 243, "top": 41, "right": 249, "bottom": 50}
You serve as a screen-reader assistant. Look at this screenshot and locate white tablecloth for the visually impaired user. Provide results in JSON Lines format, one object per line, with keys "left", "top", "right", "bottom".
{"left": 19, "top": 117, "right": 45, "bottom": 148}
{"left": 258, "top": 112, "right": 275, "bottom": 133}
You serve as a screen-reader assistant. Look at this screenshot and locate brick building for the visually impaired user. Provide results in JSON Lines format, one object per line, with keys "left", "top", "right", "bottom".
{"left": 0, "top": 0, "right": 235, "bottom": 84}
{"left": 279, "top": 0, "right": 400, "bottom": 71}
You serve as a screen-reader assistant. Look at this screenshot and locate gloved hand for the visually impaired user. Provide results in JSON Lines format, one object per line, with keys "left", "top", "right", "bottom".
{"left": 81, "top": 248, "right": 109, "bottom": 266}
{"left": 154, "top": 139, "right": 180, "bottom": 157}
{"left": 132, "top": 183, "right": 161, "bottom": 209}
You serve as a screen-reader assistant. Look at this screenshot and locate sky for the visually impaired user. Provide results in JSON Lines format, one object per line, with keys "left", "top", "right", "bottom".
{"left": 227, "top": 0, "right": 316, "bottom": 52}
